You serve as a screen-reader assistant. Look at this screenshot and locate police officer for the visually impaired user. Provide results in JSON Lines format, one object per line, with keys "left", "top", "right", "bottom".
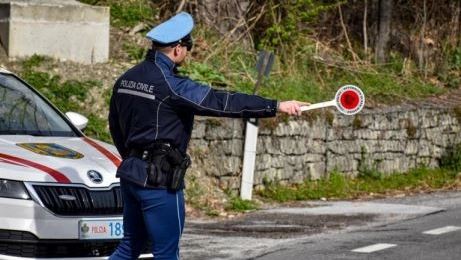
{"left": 108, "top": 12, "right": 309, "bottom": 260}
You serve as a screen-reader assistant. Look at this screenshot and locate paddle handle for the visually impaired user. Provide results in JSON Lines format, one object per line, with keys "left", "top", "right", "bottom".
{"left": 300, "top": 100, "right": 336, "bottom": 112}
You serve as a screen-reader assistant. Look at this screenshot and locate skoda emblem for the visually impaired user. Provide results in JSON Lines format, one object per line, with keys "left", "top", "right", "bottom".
{"left": 87, "top": 170, "right": 103, "bottom": 184}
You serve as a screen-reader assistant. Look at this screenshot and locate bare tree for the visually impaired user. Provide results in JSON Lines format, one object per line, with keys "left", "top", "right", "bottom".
{"left": 363, "top": 0, "right": 369, "bottom": 57}
{"left": 375, "top": 0, "right": 393, "bottom": 63}
{"left": 153, "top": 0, "right": 251, "bottom": 42}
{"left": 453, "top": 0, "right": 461, "bottom": 47}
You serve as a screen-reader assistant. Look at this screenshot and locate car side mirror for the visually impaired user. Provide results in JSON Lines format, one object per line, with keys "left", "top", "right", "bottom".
{"left": 65, "top": 111, "right": 88, "bottom": 130}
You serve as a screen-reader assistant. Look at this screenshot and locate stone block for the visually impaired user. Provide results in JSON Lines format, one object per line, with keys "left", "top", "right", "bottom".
{"left": 0, "top": 0, "right": 109, "bottom": 64}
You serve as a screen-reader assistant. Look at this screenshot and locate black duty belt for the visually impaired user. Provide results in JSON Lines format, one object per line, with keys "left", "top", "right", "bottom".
{"left": 127, "top": 143, "right": 190, "bottom": 190}
{"left": 128, "top": 142, "right": 172, "bottom": 161}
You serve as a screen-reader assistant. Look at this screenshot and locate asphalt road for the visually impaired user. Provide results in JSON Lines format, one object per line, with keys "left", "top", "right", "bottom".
{"left": 180, "top": 191, "right": 461, "bottom": 260}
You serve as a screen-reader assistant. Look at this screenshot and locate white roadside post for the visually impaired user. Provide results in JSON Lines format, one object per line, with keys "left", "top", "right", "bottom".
{"left": 240, "top": 51, "right": 274, "bottom": 200}
{"left": 240, "top": 117, "right": 259, "bottom": 200}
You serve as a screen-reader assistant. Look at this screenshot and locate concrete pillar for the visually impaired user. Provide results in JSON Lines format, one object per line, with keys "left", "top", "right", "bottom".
{"left": 0, "top": 0, "right": 110, "bottom": 64}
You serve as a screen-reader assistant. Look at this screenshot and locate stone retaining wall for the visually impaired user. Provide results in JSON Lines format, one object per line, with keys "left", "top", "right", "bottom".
{"left": 187, "top": 104, "right": 461, "bottom": 191}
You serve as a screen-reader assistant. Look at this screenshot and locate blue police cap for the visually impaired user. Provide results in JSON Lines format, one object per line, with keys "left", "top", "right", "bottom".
{"left": 146, "top": 12, "right": 194, "bottom": 45}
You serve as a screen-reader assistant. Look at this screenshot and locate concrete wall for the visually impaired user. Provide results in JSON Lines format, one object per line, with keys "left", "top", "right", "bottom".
{"left": 187, "top": 103, "right": 461, "bottom": 191}
{"left": 0, "top": 0, "right": 109, "bottom": 64}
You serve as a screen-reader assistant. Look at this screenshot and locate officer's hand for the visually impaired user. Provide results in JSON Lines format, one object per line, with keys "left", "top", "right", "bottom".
{"left": 277, "top": 100, "right": 310, "bottom": 116}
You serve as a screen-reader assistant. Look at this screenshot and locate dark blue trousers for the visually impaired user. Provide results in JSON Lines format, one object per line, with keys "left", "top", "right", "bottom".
{"left": 110, "top": 179, "right": 185, "bottom": 260}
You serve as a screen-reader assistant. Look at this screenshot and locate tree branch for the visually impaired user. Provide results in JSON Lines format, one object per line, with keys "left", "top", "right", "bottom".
{"left": 338, "top": 5, "right": 359, "bottom": 64}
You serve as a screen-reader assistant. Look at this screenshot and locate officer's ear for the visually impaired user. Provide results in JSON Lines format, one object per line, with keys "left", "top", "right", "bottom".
{"left": 172, "top": 44, "right": 183, "bottom": 56}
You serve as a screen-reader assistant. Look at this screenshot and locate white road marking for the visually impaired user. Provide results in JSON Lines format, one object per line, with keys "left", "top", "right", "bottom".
{"left": 423, "top": 226, "right": 461, "bottom": 235}
{"left": 351, "top": 243, "right": 397, "bottom": 253}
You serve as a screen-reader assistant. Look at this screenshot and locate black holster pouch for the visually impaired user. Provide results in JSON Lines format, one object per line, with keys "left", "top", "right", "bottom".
{"left": 169, "top": 154, "right": 191, "bottom": 190}
{"left": 166, "top": 149, "right": 191, "bottom": 190}
{"left": 146, "top": 160, "right": 162, "bottom": 186}
{"left": 140, "top": 150, "right": 163, "bottom": 186}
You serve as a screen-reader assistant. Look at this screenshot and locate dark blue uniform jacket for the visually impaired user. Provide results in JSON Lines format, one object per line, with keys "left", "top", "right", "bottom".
{"left": 109, "top": 49, "right": 277, "bottom": 187}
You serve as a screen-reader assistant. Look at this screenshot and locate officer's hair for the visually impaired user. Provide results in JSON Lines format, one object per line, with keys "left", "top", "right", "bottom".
{"left": 151, "top": 42, "right": 174, "bottom": 54}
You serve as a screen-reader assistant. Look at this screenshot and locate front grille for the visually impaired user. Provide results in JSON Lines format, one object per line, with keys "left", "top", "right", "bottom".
{"left": 32, "top": 184, "right": 123, "bottom": 216}
{"left": 0, "top": 229, "right": 151, "bottom": 258}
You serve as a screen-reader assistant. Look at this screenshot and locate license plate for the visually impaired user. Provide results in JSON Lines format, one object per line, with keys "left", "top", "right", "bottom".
{"left": 79, "top": 218, "right": 123, "bottom": 240}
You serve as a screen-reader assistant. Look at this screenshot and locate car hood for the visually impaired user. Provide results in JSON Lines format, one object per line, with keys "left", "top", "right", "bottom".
{"left": 0, "top": 136, "right": 121, "bottom": 187}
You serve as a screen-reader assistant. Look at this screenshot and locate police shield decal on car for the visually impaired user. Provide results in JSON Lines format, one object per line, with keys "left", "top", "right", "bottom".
{"left": 16, "top": 143, "right": 84, "bottom": 159}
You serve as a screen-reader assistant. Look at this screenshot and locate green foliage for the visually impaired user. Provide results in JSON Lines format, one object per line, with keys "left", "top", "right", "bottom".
{"left": 21, "top": 55, "right": 48, "bottom": 70}
{"left": 256, "top": 0, "right": 342, "bottom": 50}
{"left": 441, "top": 47, "right": 461, "bottom": 89}
{"left": 357, "top": 146, "right": 383, "bottom": 180}
{"left": 258, "top": 180, "right": 293, "bottom": 202}
{"left": 229, "top": 47, "right": 443, "bottom": 105}
{"left": 124, "top": 43, "right": 148, "bottom": 62}
{"left": 225, "top": 197, "right": 258, "bottom": 212}
{"left": 258, "top": 171, "right": 350, "bottom": 202}
{"left": 78, "top": 0, "right": 155, "bottom": 27}
{"left": 449, "top": 48, "right": 461, "bottom": 69}
{"left": 257, "top": 167, "right": 459, "bottom": 202}
{"left": 181, "top": 62, "right": 230, "bottom": 88}
{"left": 440, "top": 143, "right": 461, "bottom": 171}
{"left": 21, "top": 71, "right": 96, "bottom": 112}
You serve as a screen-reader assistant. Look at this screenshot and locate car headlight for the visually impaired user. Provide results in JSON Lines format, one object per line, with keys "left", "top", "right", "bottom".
{"left": 0, "top": 179, "right": 30, "bottom": 199}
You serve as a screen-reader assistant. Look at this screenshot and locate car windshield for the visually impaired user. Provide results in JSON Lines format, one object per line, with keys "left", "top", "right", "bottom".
{"left": 0, "top": 73, "right": 77, "bottom": 137}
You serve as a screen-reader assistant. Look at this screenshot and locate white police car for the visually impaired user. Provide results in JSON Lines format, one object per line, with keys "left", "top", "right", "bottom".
{"left": 0, "top": 68, "right": 150, "bottom": 259}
